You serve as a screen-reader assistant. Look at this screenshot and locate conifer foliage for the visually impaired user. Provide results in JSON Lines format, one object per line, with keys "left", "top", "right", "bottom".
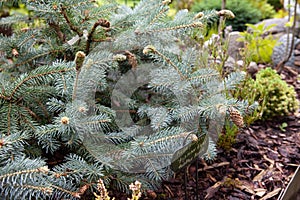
{"left": 0, "top": 0, "right": 252, "bottom": 199}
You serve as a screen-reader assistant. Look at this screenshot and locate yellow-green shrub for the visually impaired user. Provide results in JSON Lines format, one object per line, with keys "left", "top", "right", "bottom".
{"left": 239, "top": 23, "right": 278, "bottom": 64}
{"left": 238, "top": 68, "right": 298, "bottom": 120}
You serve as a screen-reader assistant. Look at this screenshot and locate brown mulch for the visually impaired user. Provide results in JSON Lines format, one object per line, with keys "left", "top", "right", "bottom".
{"left": 153, "top": 114, "right": 300, "bottom": 200}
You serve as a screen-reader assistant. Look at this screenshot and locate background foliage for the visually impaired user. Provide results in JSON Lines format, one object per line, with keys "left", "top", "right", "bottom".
{"left": 239, "top": 23, "right": 278, "bottom": 63}
{"left": 192, "top": 0, "right": 275, "bottom": 31}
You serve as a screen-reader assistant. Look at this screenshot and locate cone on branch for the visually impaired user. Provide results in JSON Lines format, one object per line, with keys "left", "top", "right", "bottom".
{"left": 229, "top": 107, "right": 244, "bottom": 128}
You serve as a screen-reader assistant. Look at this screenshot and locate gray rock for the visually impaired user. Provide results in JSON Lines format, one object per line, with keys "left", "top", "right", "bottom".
{"left": 254, "top": 18, "right": 288, "bottom": 37}
{"left": 222, "top": 56, "right": 236, "bottom": 76}
{"left": 227, "top": 31, "right": 244, "bottom": 60}
{"left": 272, "top": 34, "right": 300, "bottom": 68}
{"left": 247, "top": 62, "right": 258, "bottom": 75}
{"left": 224, "top": 56, "right": 236, "bottom": 68}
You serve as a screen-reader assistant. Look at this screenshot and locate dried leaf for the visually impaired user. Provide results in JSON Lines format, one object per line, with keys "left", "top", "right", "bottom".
{"left": 260, "top": 188, "right": 282, "bottom": 200}
{"left": 263, "top": 155, "right": 275, "bottom": 166}
{"left": 253, "top": 170, "right": 267, "bottom": 182}
{"left": 254, "top": 188, "right": 267, "bottom": 197}
{"left": 205, "top": 181, "right": 222, "bottom": 199}
{"left": 254, "top": 164, "right": 262, "bottom": 170}
{"left": 236, "top": 181, "right": 256, "bottom": 195}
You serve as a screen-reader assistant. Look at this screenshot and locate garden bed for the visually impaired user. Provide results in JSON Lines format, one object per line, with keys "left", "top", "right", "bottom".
{"left": 110, "top": 66, "right": 300, "bottom": 200}
{"left": 156, "top": 67, "right": 300, "bottom": 200}
{"left": 158, "top": 114, "right": 300, "bottom": 200}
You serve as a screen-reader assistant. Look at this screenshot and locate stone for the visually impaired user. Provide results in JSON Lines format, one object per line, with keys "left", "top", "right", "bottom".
{"left": 294, "top": 55, "right": 300, "bottom": 61}
{"left": 296, "top": 43, "right": 300, "bottom": 50}
{"left": 227, "top": 31, "right": 244, "bottom": 60}
{"left": 258, "top": 64, "right": 265, "bottom": 69}
{"left": 247, "top": 62, "right": 258, "bottom": 75}
{"left": 254, "top": 18, "right": 289, "bottom": 37}
{"left": 223, "top": 56, "right": 236, "bottom": 75}
{"left": 253, "top": 18, "right": 300, "bottom": 39}
{"left": 294, "top": 61, "right": 300, "bottom": 66}
{"left": 225, "top": 56, "right": 236, "bottom": 67}
{"left": 272, "top": 34, "right": 300, "bottom": 69}
{"left": 236, "top": 60, "right": 244, "bottom": 67}
{"left": 294, "top": 49, "right": 300, "bottom": 56}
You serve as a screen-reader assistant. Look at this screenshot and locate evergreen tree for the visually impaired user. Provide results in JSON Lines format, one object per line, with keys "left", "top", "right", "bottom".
{"left": 0, "top": 0, "right": 254, "bottom": 198}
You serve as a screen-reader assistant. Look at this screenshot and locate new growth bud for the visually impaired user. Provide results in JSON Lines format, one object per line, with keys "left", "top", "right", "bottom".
{"left": 75, "top": 51, "right": 86, "bottom": 71}
{"left": 38, "top": 166, "right": 50, "bottom": 173}
{"left": 162, "top": 0, "right": 171, "bottom": 5}
{"left": 60, "top": 116, "right": 70, "bottom": 125}
{"left": 192, "top": 22, "right": 203, "bottom": 27}
{"left": 143, "top": 45, "right": 156, "bottom": 55}
{"left": 190, "top": 134, "right": 198, "bottom": 142}
{"left": 194, "top": 12, "right": 204, "bottom": 20}
{"left": 113, "top": 54, "right": 127, "bottom": 62}
{"left": 217, "top": 10, "right": 235, "bottom": 19}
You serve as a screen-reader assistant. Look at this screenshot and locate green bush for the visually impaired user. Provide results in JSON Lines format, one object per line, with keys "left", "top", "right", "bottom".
{"left": 239, "top": 23, "right": 278, "bottom": 64}
{"left": 217, "top": 120, "right": 239, "bottom": 151}
{"left": 251, "top": 0, "right": 276, "bottom": 20}
{"left": 267, "top": 0, "right": 283, "bottom": 11}
{"left": 238, "top": 68, "right": 298, "bottom": 120}
{"left": 192, "top": 0, "right": 275, "bottom": 31}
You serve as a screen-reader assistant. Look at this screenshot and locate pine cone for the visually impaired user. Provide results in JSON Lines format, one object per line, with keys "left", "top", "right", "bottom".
{"left": 229, "top": 107, "right": 244, "bottom": 128}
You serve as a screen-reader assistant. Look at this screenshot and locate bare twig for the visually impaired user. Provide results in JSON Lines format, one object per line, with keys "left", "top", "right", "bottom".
{"left": 85, "top": 19, "right": 110, "bottom": 53}
{"left": 218, "top": 0, "right": 226, "bottom": 37}
{"left": 48, "top": 21, "right": 65, "bottom": 43}
{"left": 60, "top": 6, "right": 83, "bottom": 36}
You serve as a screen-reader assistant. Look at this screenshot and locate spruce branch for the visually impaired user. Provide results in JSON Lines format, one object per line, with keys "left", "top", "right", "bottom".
{"left": 50, "top": 184, "right": 81, "bottom": 198}
{"left": 0, "top": 64, "right": 72, "bottom": 134}
{"left": 0, "top": 131, "right": 30, "bottom": 156}
{"left": 17, "top": 33, "right": 36, "bottom": 49}
{"left": 60, "top": 5, "right": 83, "bottom": 37}
{"left": 8, "top": 67, "right": 71, "bottom": 101}
{"left": 140, "top": 131, "right": 195, "bottom": 148}
{"left": 22, "top": 105, "right": 39, "bottom": 122}
{"left": 17, "top": 108, "right": 36, "bottom": 130}
{"left": 15, "top": 49, "right": 65, "bottom": 67}
{"left": 138, "top": 22, "right": 203, "bottom": 34}
{"left": 48, "top": 21, "right": 65, "bottom": 43}
{"left": 35, "top": 125, "right": 59, "bottom": 138}
{"left": 187, "top": 69, "right": 220, "bottom": 84}
{"left": 0, "top": 166, "right": 49, "bottom": 180}
{"left": 35, "top": 99, "right": 50, "bottom": 123}
{"left": 15, "top": 184, "right": 53, "bottom": 195}
{"left": 7, "top": 103, "right": 12, "bottom": 135}
{"left": 86, "top": 18, "right": 110, "bottom": 53}
{"left": 72, "top": 51, "right": 86, "bottom": 101}
{"left": 0, "top": 1, "right": 252, "bottom": 197}
{"left": 143, "top": 45, "right": 185, "bottom": 80}
{"left": 79, "top": 119, "right": 111, "bottom": 125}
{"left": 149, "top": 7, "right": 169, "bottom": 26}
